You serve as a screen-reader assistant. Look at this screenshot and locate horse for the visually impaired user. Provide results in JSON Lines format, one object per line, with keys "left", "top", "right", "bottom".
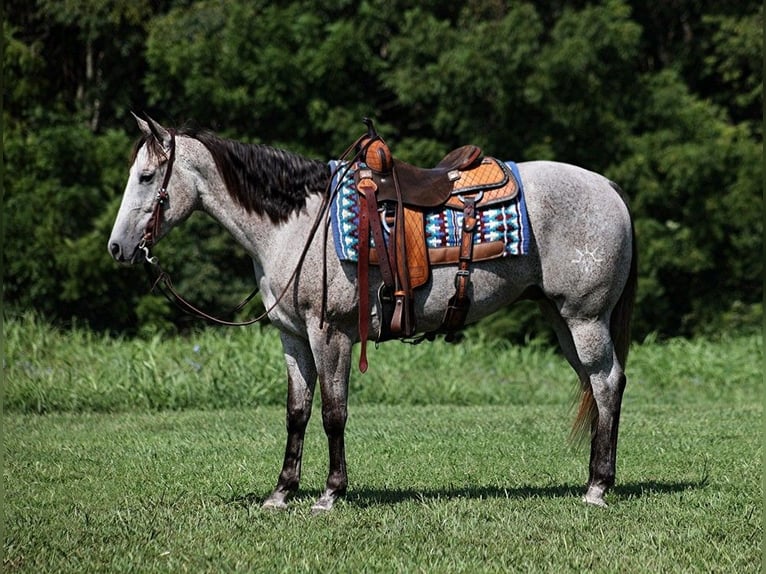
{"left": 108, "top": 114, "right": 637, "bottom": 512}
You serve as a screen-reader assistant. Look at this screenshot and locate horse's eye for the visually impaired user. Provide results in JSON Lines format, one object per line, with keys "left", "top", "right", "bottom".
{"left": 139, "top": 171, "right": 155, "bottom": 184}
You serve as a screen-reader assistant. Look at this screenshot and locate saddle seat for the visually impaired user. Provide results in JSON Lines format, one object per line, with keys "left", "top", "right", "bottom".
{"left": 371, "top": 145, "right": 483, "bottom": 207}
{"left": 364, "top": 145, "right": 513, "bottom": 210}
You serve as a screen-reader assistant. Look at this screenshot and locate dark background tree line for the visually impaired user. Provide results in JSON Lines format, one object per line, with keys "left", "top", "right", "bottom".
{"left": 3, "top": 0, "right": 762, "bottom": 341}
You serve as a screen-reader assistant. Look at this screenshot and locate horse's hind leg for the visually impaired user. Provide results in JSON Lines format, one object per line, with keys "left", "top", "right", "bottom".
{"left": 540, "top": 300, "right": 626, "bottom": 506}
{"left": 567, "top": 317, "right": 626, "bottom": 507}
{"left": 263, "top": 332, "right": 318, "bottom": 510}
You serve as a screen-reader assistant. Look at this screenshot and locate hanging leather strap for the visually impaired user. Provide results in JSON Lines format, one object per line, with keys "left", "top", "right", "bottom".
{"left": 389, "top": 166, "right": 415, "bottom": 336}
{"left": 363, "top": 180, "right": 395, "bottom": 288}
{"left": 356, "top": 188, "right": 372, "bottom": 373}
{"left": 440, "top": 196, "right": 478, "bottom": 340}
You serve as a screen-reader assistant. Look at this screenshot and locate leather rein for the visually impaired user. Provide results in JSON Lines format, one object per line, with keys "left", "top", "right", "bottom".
{"left": 138, "top": 129, "right": 367, "bottom": 327}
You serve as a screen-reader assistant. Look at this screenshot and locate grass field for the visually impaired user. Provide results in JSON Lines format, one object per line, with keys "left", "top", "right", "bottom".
{"left": 3, "top": 316, "right": 763, "bottom": 572}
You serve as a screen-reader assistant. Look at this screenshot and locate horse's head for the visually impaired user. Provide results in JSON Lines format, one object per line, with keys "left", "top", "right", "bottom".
{"left": 108, "top": 114, "right": 198, "bottom": 264}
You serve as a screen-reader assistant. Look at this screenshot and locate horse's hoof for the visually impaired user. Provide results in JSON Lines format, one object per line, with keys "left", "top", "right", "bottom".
{"left": 582, "top": 494, "right": 608, "bottom": 508}
{"left": 262, "top": 497, "right": 289, "bottom": 511}
{"left": 311, "top": 497, "right": 335, "bottom": 514}
{"left": 582, "top": 485, "right": 609, "bottom": 508}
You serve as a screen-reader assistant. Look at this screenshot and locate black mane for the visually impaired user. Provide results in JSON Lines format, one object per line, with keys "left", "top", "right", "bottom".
{"left": 133, "top": 128, "right": 331, "bottom": 223}
{"left": 189, "top": 129, "right": 330, "bottom": 222}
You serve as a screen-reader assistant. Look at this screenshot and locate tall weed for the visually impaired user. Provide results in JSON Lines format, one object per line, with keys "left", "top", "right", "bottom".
{"left": 4, "top": 313, "right": 761, "bottom": 413}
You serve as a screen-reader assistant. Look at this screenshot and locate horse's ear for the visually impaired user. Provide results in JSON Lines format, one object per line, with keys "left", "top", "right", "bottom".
{"left": 142, "top": 113, "right": 172, "bottom": 149}
{"left": 131, "top": 111, "right": 152, "bottom": 137}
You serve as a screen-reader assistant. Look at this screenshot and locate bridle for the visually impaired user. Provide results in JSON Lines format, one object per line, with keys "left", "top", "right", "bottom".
{"left": 139, "top": 129, "right": 175, "bottom": 259}
{"left": 136, "top": 128, "right": 280, "bottom": 326}
{"left": 135, "top": 126, "right": 368, "bottom": 327}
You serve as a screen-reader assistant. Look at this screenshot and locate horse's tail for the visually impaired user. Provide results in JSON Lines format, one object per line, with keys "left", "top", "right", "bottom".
{"left": 571, "top": 184, "right": 637, "bottom": 443}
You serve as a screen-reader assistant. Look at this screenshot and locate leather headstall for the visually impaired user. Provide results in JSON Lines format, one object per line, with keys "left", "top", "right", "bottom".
{"left": 142, "top": 129, "right": 176, "bottom": 248}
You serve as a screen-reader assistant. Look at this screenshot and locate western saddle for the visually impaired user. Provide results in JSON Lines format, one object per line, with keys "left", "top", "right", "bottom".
{"left": 352, "top": 119, "right": 518, "bottom": 372}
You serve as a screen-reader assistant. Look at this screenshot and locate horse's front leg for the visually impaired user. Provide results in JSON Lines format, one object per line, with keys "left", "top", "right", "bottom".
{"left": 311, "top": 329, "right": 353, "bottom": 513}
{"left": 262, "top": 332, "right": 318, "bottom": 510}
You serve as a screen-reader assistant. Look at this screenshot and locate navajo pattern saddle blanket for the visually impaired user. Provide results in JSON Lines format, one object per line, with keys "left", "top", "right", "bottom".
{"left": 329, "top": 160, "right": 530, "bottom": 264}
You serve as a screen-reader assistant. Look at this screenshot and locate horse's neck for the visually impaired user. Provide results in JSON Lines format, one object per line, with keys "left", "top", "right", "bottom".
{"left": 197, "top": 161, "right": 325, "bottom": 276}
{"left": 199, "top": 182, "right": 264, "bottom": 256}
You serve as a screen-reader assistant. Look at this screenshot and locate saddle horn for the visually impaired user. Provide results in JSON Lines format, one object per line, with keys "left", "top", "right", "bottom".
{"left": 363, "top": 117, "right": 378, "bottom": 139}
{"left": 359, "top": 118, "right": 393, "bottom": 173}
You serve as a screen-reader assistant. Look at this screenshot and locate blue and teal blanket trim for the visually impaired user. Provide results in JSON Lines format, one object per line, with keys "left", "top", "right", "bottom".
{"left": 328, "top": 160, "right": 530, "bottom": 262}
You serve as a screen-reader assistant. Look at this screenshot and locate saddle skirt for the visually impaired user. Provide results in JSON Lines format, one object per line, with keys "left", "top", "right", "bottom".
{"left": 329, "top": 160, "right": 530, "bottom": 265}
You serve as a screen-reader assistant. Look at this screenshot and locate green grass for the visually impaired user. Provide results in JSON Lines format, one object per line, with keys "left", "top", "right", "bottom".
{"left": 3, "top": 315, "right": 763, "bottom": 572}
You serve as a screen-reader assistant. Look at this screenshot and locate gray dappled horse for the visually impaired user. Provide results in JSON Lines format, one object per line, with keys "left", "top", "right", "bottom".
{"left": 108, "top": 115, "right": 636, "bottom": 512}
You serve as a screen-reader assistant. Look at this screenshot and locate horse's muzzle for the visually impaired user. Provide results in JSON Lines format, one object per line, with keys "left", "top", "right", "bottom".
{"left": 108, "top": 240, "right": 143, "bottom": 265}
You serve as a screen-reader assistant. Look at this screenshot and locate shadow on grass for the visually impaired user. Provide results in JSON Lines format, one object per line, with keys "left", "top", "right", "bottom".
{"left": 347, "top": 479, "right": 706, "bottom": 507}
{"left": 223, "top": 479, "right": 706, "bottom": 509}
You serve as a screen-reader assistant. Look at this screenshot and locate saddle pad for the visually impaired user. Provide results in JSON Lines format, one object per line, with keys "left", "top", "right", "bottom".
{"left": 328, "top": 161, "right": 530, "bottom": 263}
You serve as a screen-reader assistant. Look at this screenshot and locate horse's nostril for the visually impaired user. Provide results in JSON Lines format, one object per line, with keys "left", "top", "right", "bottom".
{"left": 109, "top": 241, "right": 122, "bottom": 260}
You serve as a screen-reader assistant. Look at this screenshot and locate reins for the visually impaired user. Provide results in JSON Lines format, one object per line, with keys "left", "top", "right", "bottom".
{"left": 139, "top": 128, "right": 369, "bottom": 327}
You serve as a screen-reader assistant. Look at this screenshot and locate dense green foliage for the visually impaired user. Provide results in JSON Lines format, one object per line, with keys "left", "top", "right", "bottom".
{"left": 4, "top": 320, "right": 761, "bottom": 571}
{"left": 3, "top": 1, "right": 762, "bottom": 339}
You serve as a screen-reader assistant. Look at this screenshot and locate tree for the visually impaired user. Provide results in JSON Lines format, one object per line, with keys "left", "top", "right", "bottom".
{"left": 5, "top": 0, "right": 162, "bottom": 131}
{"left": 3, "top": 0, "right": 762, "bottom": 339}
{"left": 609, "top": 70, "right": 762, "bottom": 336}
